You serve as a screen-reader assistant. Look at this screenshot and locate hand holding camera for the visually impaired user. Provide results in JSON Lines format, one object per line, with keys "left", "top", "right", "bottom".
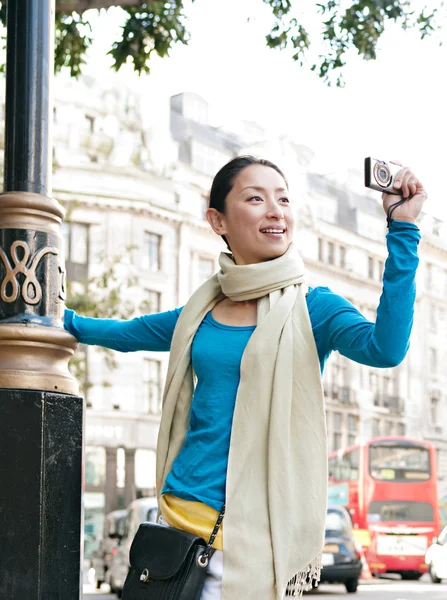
{"left": 365, "top": 157, "right": 427, "bottom": 224}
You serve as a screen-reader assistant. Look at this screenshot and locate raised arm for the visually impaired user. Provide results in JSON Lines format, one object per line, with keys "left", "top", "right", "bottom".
{"left": 64, "top": 307, "right": 182, "bottom": 352}
{"left": 310, "top": 221, "right": 420, "bottom": 368}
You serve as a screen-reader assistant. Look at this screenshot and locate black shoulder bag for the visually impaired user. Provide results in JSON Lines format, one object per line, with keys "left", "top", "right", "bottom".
{"left": 121, "top": 504, "right": 225, "bottom": 600}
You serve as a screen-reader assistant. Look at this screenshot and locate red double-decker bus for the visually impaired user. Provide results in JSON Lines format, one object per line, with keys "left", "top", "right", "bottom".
{"left": 328, "top": 437, "right": 440, "bottom": 578}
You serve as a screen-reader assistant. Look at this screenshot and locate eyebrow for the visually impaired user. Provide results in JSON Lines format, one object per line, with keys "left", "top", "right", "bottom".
{"left": 240, "top": 185, "right": 288, "bottom": 193}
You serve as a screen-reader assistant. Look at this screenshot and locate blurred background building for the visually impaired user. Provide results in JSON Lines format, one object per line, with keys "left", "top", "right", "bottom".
{"left": 0, "top": 74, "right": 444, "bottom": 553}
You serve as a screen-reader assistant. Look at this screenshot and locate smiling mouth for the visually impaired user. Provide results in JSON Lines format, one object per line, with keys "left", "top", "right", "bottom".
{"left": 260, "top": 228, "right": 286, "bottom": 235}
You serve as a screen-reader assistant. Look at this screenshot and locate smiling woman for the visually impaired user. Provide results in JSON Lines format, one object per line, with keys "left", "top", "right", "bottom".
{"left": 206, "top": 157, "right": 295, "bottom": 265}
{"left": 65, "top": 154, "right": 425, "bottom": 600}
{"left": 207, "top": 156, "right": 295, "bottom": 264}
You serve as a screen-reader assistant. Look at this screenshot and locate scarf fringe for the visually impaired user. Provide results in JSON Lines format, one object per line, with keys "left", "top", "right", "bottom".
{"left": 285, "top": 553, "right": 323, "bottom": 597}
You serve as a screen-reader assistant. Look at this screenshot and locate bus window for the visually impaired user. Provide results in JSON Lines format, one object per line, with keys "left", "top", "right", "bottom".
{"left": 329, "top": 448, "right": 359, "bottom": 481}
{"left": 369, "top": 444, "right": 430, "bottom": 482}
{"left": 368, "top": 501, "right": 434, "bottom": 523}
{"left": 328, "top": 456, "right": 338, "bottom": 480}
{"left": 349, "top": 449, "right": 359, "bottom": 480}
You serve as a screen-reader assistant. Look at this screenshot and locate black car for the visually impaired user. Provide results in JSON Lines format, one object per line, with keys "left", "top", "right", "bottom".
{"left": 318, "top": 505, "right": 362, "bottom": 593}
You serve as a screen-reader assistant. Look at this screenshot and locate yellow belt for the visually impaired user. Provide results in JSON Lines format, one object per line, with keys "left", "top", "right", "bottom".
{"left": 159, "top": 493, "right": 223, "bottom": 551}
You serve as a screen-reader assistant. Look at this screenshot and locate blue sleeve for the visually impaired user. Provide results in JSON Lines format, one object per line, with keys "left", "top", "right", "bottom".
{"left": 64, "top": 307, "right": 183, "bottom": 352}
{"left": 308, "top": 221, "right": 420, "bottom": 368}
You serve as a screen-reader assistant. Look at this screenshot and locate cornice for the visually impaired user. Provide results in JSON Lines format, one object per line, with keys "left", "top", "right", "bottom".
{"left": 55, "top": 189, "right": 211, "bottom": 233}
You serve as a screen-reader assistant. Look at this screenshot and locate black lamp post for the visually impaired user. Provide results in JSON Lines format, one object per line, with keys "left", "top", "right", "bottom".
{"left": 0, "top": 1, "right": 83, "bottom": 598}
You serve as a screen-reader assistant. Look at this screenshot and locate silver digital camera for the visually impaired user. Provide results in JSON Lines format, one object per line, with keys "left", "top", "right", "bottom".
{"left": 364, "top": 158, "right": 403, "bottom": 196}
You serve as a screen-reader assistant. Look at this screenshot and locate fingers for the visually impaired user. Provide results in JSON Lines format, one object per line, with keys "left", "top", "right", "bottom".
{"left": 393, "top": 167, "right": 420, "bottom": 198}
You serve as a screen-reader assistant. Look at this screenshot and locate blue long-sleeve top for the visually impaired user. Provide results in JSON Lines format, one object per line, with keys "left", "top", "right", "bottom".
{"left": 65, "top": 221, "right": 420, "bottom": 510}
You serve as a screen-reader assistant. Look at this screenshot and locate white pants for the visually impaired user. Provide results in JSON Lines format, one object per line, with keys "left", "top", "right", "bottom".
{"left": 158, "top": 516, "right": 223, "bottom": 600}
{"left": 200, "top": 549, "right": 223, "bottom": 600}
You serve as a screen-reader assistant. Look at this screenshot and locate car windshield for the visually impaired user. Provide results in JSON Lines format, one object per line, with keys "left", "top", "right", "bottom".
{"left": 325, "top": 509, "right": 350, "bottom": 535}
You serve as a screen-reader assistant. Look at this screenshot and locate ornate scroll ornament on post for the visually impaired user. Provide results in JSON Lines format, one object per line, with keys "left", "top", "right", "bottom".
{"left": 0, "top": 240, "right": 59, "bottom": 304}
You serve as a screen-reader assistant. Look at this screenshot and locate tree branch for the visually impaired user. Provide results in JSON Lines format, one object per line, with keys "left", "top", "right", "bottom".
{"left": 56, "top": 0, "right": 142, "bottom": 12}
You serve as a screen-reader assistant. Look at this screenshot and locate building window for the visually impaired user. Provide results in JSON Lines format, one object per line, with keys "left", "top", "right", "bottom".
{"left": 430, "top": 348, "right": 438, "bottom": 374}
{"left": 372, "top": 418, "right": 380, "bottom": 437}
{"left": 327, "top": 242, "right": 335, "bottom": 265}
{"left": 116, "top": 447, "right": 125, "bottom": 489}
{"left": 378, "top": 260, "right": 384, "bottom": 278}
{"left": 332, "top": 412, "right": 343, "bottom": 451}
{"left": 368, "top": 256, "right": 375, "bottom": 279}
{"left": 340, "top": 246, "right": 346, "bottom": 269}
{"left": 383, "top": 373, "right": 397, "bottom": 398}
{"left": 318, "top": 239, "right": 346, "bottom": 269}
{"left": 85, "top": 446, "right": 106, "bottom": 487}
{"left": 318, "top": 238, "right": 324, "bottom": 262}
{"left": 62, "top": 222, "right": 89, "bottom": 264}
{"left": 191, "top": 141, "right": 230, "bottom": 177}
{"left": 429, "top": 303, "right": 436, "bottom": 331}
{"left": 143, "top": 290, "right": 161, "bottom": 315}
{"left": 85, "top": 114, "right": 95, "bottom": 133}
{"left": 397, "top": 422, "right": 406, "bottom": 436}
{"left": 198, "top": 257, "right": 215, "bottom": 285}
{"left": 426, "top": 263, "right": 433, "bottom": 291}
{"left": 144, "top": 359, "right": 162, "bottom": 415}
{"left": 347, "top": 415, "right": 358, "bottom": 446}
{"left": 431, "top": 395, "right": 440, "bottom": 425}
{"left": 61, "top": 221, "right": 89, "bottom": 282}
{"left": 201, "top": 195, "right": 208, "bottom": 220}
{"left": 143, "top": 232, "right": 161, "bottom": 272}
{"left": 331, "top": 353, "right": 347, "bottom": 388}
{"left": 384, "top": 421, "right": 394, "bottom": 436}
{"left": 70, "top": 223, "right": 89, "bottom": 264}
{"left": 370, "top": 372, "right": 379, "bottom": 403}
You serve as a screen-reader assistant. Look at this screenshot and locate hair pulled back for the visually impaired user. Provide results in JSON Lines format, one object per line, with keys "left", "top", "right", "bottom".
{"left": 209, "top": 155, "right": 287, "bottom": 214}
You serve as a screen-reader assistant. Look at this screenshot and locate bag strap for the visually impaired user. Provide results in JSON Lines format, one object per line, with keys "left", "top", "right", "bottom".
{"left": 198, "top": 503, "right": 225, "bottom": 567}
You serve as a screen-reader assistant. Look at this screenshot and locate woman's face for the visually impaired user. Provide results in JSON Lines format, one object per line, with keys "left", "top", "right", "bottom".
{"left": 207, "top": 164, "right": 295, "bottom": 265}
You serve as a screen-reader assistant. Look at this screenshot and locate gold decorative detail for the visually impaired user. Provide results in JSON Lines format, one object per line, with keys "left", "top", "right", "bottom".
{"left": 0, "top": 240, "right": 59, "bottom": 304}
{"left": 58, "top": 263, "right": 67, "bottom": 302}
{"left": 0, "top": 324, "right": 79, "bottom": 395}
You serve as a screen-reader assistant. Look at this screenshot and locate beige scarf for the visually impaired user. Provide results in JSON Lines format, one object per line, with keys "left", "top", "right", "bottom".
{"left": 156, "top": 243, "right": 328, "bottom": 599}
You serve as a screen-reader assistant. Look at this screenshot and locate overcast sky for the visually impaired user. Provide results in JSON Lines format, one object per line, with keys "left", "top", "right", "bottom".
{"left": 81, "top": 0, "right": 447, "bottom": 219}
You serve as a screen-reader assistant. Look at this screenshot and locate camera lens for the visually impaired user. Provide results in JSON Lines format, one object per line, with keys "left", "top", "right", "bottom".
{"left": 377, "top": 167, "right": 389, "bottom": 183}
{"left": 373, "top": 163, "right": 391, "bottom": 187}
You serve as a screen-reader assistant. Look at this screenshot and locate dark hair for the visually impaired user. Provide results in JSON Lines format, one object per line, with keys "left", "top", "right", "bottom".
{"left": 208, "top": 155, "right": 288, "bottom": 249}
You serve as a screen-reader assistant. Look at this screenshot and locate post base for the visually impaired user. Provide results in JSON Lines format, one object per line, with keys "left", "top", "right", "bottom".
{"left": 0, "top": 389, "right": 84, "bottom": 599}
{"left": 0, "top": 323, "right": 79, "bottom": 395}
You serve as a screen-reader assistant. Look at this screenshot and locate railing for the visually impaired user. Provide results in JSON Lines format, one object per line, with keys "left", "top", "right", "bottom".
{"left": 373, "top": 394, "right": 404, "bottom": 414}
{"left": 331, "top": 385, "right": 357, "bottom": 405}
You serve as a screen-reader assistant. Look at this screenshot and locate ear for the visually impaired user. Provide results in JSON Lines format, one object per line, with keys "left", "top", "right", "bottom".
{"left": 206, "top": 208, "right": 228, "bottom": 237}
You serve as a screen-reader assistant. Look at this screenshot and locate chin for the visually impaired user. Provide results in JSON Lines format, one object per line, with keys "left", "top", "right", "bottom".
{"left": 259, "top": 244, "right": 290, "bottom": 262}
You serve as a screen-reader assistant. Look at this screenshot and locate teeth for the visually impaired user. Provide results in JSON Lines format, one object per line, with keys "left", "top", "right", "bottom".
{"left": 262, "top": 229, "right": 284, "bottom": 233}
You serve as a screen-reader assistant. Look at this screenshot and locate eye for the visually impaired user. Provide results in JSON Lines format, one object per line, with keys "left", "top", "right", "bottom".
{"left": 279, "top": 197, "right": 290, "bottom": 204}
{"left": 248, "top": 196, "right": 263, "bottom": 202}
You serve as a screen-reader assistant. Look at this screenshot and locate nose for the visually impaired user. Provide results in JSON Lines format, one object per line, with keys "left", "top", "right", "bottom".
{"left": 266, "top": 199, "right": 284, "bottom": 219}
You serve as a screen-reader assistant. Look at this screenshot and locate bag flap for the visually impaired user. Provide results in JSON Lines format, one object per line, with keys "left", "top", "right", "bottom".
{"left": 129, "top": 522, "right": 206, "bottom": 580}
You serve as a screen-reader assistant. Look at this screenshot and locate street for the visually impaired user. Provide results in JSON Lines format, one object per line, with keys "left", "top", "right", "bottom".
{"left": 83, "top": 576, "right": 447, "bottom": 599}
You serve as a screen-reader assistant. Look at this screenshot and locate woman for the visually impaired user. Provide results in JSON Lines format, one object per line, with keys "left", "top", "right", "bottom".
{"left": 65, "top": 156, "right": 425, "bottom": 599}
